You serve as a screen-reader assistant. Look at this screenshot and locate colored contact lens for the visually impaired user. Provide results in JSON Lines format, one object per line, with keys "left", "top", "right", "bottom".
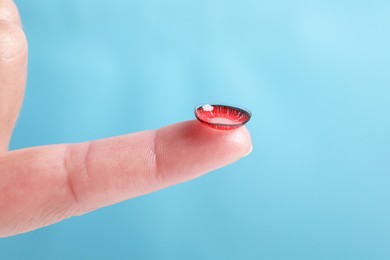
{"left": 194, "top": 104, "right": 251, "bottom": 130}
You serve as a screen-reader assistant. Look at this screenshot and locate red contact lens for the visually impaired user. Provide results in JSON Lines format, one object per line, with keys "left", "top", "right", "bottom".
{"left": 194, "top": 104, "right": 251, "bottom": 130}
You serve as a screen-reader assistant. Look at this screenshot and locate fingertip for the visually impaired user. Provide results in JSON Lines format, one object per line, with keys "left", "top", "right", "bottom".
{"left": 155, "top": 120, "right": 253, "bottom": 183}
{"left": 222, "top": 124, "right": 253, "bottom": 158}
{"left": 0, "top": 0, "right": 22, "bottom": 26}
{"left": 0, "top": 20, "right": 27, "bottom": 61}
{"left": 190, "top": 120, "right": 253, "bottom": 159}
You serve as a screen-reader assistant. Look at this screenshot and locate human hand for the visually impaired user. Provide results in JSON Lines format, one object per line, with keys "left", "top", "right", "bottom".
{"left": 0, "top": 1, "right": 252, "bottom": 237}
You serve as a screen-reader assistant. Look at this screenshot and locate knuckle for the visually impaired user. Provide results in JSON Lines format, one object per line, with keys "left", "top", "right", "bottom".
{"left": 0, "top": 20, "right": 27, "bottom": 61}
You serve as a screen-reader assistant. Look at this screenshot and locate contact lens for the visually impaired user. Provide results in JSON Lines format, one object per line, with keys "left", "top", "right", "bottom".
{"left": 194, "top": 104, "right": 251, "bottom": 130}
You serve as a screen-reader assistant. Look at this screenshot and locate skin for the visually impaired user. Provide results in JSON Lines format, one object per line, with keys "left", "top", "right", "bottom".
{"left": 0, "top": 0, "right": 252, "bottom": 238}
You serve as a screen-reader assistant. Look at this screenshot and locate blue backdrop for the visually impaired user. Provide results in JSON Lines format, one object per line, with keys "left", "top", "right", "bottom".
{"left": 1, "top": 0, "right": 390, "bottom": 259}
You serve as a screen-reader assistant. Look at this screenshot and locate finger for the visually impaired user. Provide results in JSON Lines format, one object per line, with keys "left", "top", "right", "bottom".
{"left": 0, "top": 120, "right": 252, "bottom": 237}
{"left": 0, "top": 0, "right": 22, "bottom": 25}
{"left": 0, "top": 1, "right": 27, "bottom": 152}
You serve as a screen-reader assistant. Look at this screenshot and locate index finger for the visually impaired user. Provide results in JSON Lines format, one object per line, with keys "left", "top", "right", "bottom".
{"left": 0, "top": 120, "right": 252, "bottom": 237}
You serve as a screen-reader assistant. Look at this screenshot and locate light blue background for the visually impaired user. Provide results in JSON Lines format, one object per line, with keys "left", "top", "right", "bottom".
{"left": 1, "top": 0, "right": 390, "bottom": 259}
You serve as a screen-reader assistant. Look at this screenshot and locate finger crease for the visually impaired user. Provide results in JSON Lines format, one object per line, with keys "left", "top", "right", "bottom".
{"left": 151, "top": 131, "right": 164, "bottom": 183}
{"left": 64, "top": 145, "right": 80, "bottom": 206}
